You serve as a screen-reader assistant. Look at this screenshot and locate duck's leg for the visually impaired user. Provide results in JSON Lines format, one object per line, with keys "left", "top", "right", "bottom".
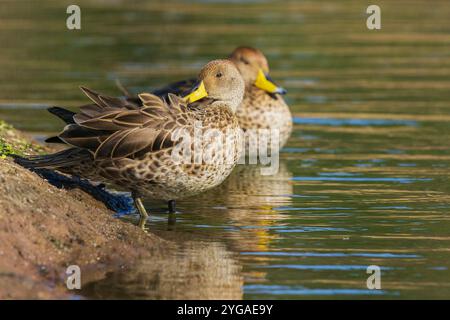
{"left": 168, "top": 213, "right": 176, "bottom": 231}
{"left": 167, "top": 200, "right": 176, "bottom": 230}
{"left": 168, "top": 200, "right": 176, "bottom": 213}
{"left": 132, "top": 192, "right": 149, "bottom": 230}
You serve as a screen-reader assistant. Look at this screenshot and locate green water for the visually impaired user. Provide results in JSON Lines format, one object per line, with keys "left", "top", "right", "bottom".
{"left": 1, "top": 0, "right": 450, "bottom": 299}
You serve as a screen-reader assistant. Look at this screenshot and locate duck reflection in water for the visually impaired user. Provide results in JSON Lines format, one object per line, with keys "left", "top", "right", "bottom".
{"left": 80, "top": 240, "right": 243, "bottom": 299}
{"left": 198, "top": 161, "right": 293, "bottom": 249}
{"left": 189, "top": 161, "right": 294, "bottom": 283}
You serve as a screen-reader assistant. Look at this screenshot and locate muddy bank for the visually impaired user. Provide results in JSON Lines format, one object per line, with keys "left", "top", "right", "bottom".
{"left": 0, "top": 121, "right": 242, "bottom": 299}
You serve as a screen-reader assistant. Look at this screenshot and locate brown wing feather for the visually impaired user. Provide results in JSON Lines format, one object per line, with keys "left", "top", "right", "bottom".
{"left": 112, "top": 111, "right": 153, "bottom": 128}
{"left": 94, "top": 127, "right": 159, "bottom": 159}
{"left": 74, "top": 117, "right": 125, "bottom": 131}
{"left": 78, "top": 104, "right": 106, "bottom": 117}
{"left": 57, "top": 88, "right": 196, "bottom": 161}
{"left": 99, "top": 95, "right": 129, "bottom": 109}
{"left": 80, "top": 86, "right": 110, "bottom": 109}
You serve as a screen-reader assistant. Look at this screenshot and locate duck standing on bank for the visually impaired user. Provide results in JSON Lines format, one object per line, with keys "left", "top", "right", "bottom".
{"left": 18, "top": 60, "right": 245, "bottom": 229}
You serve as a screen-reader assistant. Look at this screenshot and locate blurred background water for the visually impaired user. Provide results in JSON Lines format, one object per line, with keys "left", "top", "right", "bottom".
{"left": 1, "top": 0, "right": 450, "bottom": 299}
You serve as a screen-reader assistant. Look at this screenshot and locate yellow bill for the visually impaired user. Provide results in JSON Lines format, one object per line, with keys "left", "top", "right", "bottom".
{"left": 254, "top": 69, "right": 287, "bottom": 95}
{"left": 183, "top": 81, "right": 208, "bottom": 103}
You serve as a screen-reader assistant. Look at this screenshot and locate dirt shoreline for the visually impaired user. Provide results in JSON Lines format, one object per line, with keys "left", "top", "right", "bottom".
{"left": 0, "top": 121, "right": 174, "bottom": 299}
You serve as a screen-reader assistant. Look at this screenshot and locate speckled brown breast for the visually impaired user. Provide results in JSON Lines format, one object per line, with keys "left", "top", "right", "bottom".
{"left": 236, "top": 86, "right": 292, "bottom": 152}
{"left": 61, "top": 105, "right": 243, "bottom": 201}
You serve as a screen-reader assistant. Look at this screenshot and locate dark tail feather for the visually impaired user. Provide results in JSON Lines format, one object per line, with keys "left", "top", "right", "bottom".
{"left": 48, "top": 106, "right": 76, "bottom": 124}
{"left": 14, "top": 148, "right": 91, "bottom": 169}
{"left": 45, "top": 136, "right": 65, "bottom": 144}
{"left": 45, "top": 107, "right": 76, "bottom": 144}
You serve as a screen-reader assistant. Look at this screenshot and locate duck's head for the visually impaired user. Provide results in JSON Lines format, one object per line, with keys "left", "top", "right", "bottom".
{"left": 229, "top": 46, "right": 287, "bottom": 95}
{"left": 184, "top": 59, "right": 245, "bottom": 113}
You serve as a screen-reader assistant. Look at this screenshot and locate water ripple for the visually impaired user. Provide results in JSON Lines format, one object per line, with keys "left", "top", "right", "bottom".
{"left": 291, "top": 176, "right": 431, "bottom": 183}
{"left": 241, "top": 252, "right": 420, "bottom": 258}
{"left": 244, "top": 285, "right": 395, "bottom": 296}
{"left": 293, "top": 117, "right": 418, "bottom": 127}
{"left": 262, "top": 265, "right": 397, "bottom": 271}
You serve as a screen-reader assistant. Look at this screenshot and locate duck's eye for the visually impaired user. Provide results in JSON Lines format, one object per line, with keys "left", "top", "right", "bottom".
{"left": 240, "top": 57, "right": 250, "bottom": 65}
{"left": 216, "top": 72, "right": 223, "bottom": 78}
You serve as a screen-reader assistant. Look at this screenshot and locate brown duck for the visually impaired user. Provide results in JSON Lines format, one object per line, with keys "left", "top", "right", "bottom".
{"left": 19, "top": 60, "right": 245, "bottom": 229}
